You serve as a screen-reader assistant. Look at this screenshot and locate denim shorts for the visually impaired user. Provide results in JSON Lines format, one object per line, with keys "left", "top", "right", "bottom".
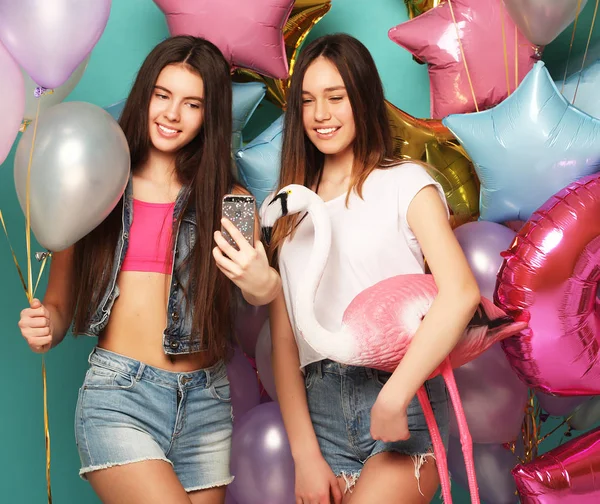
{"left": 75, "top": 347, "right": 234, "bottom": 491}
{"left": 304, "top": 359, "right": 449, "bottom": 487}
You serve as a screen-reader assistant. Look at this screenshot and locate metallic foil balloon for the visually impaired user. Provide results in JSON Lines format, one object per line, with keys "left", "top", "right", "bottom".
{"left": 504, "top": 0, "right": 589, "bottom": 46}
{"left": 154, "top": 0, "right": 295, "bottom": 80}
{"left": 559, "top": 58, "right": 600, "bottom": 120}
{"left": 235, "top": 115, "right": 283, "bottom": 208}
{"left": 386, "top": 101, "right": 478, "bottom": 224}
{"left": 231, "top": 82, "right": 267, "bottom": 153}
{"left": 404, "top": 0, "right": 443, "bottom": 19}
{"left": 229, "top": 403, "right": 295, "bottom": 504}
{"left": 14, "top": 102, "right": 130, "bottom": 252}
{"left": 513, "top": 427, "right": 600, "bottom": 503}
{"left": 389, "top": 0, "right": 540, "bottom": 118}
{"left": 234, "top": 298, "right": 269, "bottom": 358}
{"left": 0, "top": 0, "right": 110, "bottom": 89}
{"left": 22, "top": 55, "right": 89, "bottom": 125}
{"left": 0, "top": 41, "right": 24, "bottom": 165}
{"left": 496, "top": 173, "right": 600, "bottom": 395}
{"left": 569, "top": 396, "right": 600, "bottom": 431}
{"left": 425, "top": 142, "right": 479, "bottom": 225}
{"left": 447, "top": 436, "right": 520, "bottom": 504}
{"left": 234, "top": 0, "right": 332, "bottom": 108}
{"left": 444, "top": 61, "right": 600, "bottom": 223}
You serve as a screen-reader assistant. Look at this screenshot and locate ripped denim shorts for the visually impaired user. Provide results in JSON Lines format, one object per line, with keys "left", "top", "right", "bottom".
{"left": 304, "top": 359, "right": 449, "bottom": 491}
{"left": 75, "top": 347, "right": 234, "bottom": 491}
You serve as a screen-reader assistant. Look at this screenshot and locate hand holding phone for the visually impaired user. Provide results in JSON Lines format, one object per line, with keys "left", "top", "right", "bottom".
{"left": 221, "top": 194, "right": 256, "bottom": 250}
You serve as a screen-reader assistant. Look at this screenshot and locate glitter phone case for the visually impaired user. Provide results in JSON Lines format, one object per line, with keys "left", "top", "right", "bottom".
{"left": 221, "top": 194, "right": 256, "bottom": 250}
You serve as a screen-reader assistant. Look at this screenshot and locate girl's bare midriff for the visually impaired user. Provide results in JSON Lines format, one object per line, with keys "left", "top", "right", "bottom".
{"left": 99, "top": 270, "right": 217, "bottom": 372}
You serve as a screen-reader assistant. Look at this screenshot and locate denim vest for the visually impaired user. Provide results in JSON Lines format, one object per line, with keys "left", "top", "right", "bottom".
{"left": 80, "top": 179, "right": 204, "bottom": 355}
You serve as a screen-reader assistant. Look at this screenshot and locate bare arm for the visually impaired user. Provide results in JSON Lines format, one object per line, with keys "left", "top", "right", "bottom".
{"left": 213, "top": 186, "right": 281, "bottom": 306}
{"left": 19, "top": 246, "right": 76, "bottom": 352}
{"left": 270, "top": 290, "right": 343, "bottom": 503}
{"left": 270, "top": 290, "right": 320, "bottom": 460}
{"left": 384, "top": 186, "right": 480, "bottom": 407}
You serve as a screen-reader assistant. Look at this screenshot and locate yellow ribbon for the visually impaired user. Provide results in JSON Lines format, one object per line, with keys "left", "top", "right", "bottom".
{"left": 1, "top": 97, "right": 52, "bottom": 503}
{"left": 560, "top": 0, "right": 585, "bottom": 94}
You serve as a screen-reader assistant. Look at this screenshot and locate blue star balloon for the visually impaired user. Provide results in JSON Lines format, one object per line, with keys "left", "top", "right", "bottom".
{"left": 103, "top": 81, "right": 266, "bottom": 153}
{"left": 235, "top": 115, "right": 283, "bottom": 207}
{"left": 557, "top": 59, "right": 600, "bottom": 120}
{"left": 231, "top": 81, "right": 266, "bottom": 152}
{"left": 443, "top": 61, "right": 600, "bottom": 222}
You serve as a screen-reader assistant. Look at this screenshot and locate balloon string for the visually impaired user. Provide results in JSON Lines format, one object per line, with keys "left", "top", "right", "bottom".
{"left": 447, "top": 0, "right": 479, "bottom": 112}
{"left": 500, "top": 0, "right": 511, "bottom": 95}
{"left": 561, "top": 0, "right": 585, "bottom": 94}
{"left": 573, "top": 0, "right": 600, "bottom": 103}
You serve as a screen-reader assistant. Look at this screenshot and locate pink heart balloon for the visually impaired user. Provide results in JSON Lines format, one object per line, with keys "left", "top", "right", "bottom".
{"left": 153, "top": 0, "right": 294, "bottom": 79}
{"left": 504, "top": 0, "right": 589, "bottom": 46}
{"left": 389, "top": 0, "right": 540, "bottom": 118}
{"left": 0, "top": 0, "right": 110, "bottom": 89}
{"left": 0, "top": 41, "right": 24, "bottom": 165}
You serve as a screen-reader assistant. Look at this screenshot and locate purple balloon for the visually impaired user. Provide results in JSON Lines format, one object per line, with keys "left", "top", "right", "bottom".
{"left": 0, "top": 0, "right": 111, "bottom": 89}
{"left": 225, "top": 489, "right": 238, "bottom": 504}
{"left": 449, "top": 344, "right": 527, "bottom": 444}
{"left": 229, "top": 403, "right": 295, "bottom": 504}
{"left": 0, "top": 41, "right": 24, "bottom": 164}
{"left": 255, "top": 320, "right": 277, "bottom": 401}
{"left": 234, "top": 301, "right": 268, "bottom": 358}
{"left": 536, "top": 391, "right": 589, "bottom": 417}
{"left": 454, "top": 221, "right": 517, "bottom": 299}
{"left": 448, "top": 436, "right": 520, "bottom": 504}
{"left": 227, "top": 346, "right": 260, "bottom": 424}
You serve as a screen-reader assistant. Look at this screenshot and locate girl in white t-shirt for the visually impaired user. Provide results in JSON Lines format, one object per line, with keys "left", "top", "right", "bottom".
{"left": 264, "top": 33, "right": 480, "bottom": 503}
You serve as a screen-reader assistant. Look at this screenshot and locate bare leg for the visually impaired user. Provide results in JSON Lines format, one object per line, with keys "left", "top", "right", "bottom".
{"left": 344, "top": 451, "right": 439, "bottom": 504}
{"left": 86, "top": 460, "right": 192, "bottom": 504}
{"left": 441, "top": 358, "right": 480, "bottom": 504}
{"left": 188, "top": 486, "right": 227, "bottom": 504}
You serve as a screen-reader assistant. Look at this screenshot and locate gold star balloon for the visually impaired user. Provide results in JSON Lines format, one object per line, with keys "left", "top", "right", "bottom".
{"left": 234, "top": 0, "right": 331, "bottom": 108}
{"left": 386, "top": 101, "right": 479, "bottom": 225}
{"left": 404, "top": 0, "right": 443, "bottom": 19}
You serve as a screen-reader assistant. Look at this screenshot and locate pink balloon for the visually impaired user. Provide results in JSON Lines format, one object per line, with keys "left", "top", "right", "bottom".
{"left": 513, "top": 426, "right": 600, "bottom": 503}
{"left": 497, "top": 174, "right": 600, "bottom": 395}
{"left": 0, "top": 41, "right": 24, "bottom": 165}
{"left": 0, "top": 0, "right": 110, "bottom": 89}
{"left": 153, "top": 0, "right": 294, "bottom": 79}
{"left": 388, "top": 0, "right": 540, "bottom": 118}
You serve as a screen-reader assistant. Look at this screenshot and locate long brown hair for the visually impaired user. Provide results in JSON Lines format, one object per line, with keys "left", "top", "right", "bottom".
{"left": 72, "top": 36, "right": 235, "bottom": 359}
{"left": 269, "top": 33, "right": 397, "bottom": 259}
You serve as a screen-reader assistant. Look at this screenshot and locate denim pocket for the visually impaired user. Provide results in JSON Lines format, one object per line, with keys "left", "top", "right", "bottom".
{"left": 83, "top": 365, "right": 135, "bottom": 390}
{"left": 210, "top": 376, "right": 232, "bottom": 403}
{"left": 304, "top": 367, "right": 318, "bottom": 391}
{"left": 373, "top": 370, "right": 392, "bottom": 388}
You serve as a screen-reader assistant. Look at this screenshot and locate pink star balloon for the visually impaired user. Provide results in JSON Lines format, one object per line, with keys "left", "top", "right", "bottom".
{"left": 388, "top": 0, "right": 540, "bottom": 118}
{"left": 154, "top": 0, "right": 294, "bottom": 79}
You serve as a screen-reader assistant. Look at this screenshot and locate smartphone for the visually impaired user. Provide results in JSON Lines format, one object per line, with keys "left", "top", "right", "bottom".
{"left": 221, "top": 194, "right": 256, "bottom": 250}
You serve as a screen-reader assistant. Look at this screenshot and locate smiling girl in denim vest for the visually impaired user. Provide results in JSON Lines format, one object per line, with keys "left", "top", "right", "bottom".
{"left": 263, "top": 34, "right": 480, "bottom": 503}
{"left": 17, "top": 36, "right": 280, "bottom": 504}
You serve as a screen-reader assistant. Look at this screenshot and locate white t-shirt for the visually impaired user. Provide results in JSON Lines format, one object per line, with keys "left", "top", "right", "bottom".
{"left": 265, "top": 163, "right": 448, "bottom": 369}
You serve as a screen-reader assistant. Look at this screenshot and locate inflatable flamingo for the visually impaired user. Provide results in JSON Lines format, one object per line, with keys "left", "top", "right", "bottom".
{"left": 262, "top": 184, "right": 528, "bottom": 504}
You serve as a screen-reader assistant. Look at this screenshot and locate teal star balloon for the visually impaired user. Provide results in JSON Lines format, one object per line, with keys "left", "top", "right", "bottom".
{"left": 443, "top": 61, "right": 600, "bottom": 222}
{"left": 235, "top": 115, "right": 283, "bottom": 207}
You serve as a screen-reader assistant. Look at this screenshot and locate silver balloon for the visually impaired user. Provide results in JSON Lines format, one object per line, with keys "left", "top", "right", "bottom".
{"left": 22, "top": 55, "right": 90, "bottom": 123}
{"left": 503, "top": 0, "right": 589, "bottom": 46}
{"left": 14, "top": 101, "right": 130, "bottom": 252}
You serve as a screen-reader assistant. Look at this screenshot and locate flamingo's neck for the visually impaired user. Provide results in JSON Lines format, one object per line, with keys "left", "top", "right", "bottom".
{"left": 294, "top": 195, "right": 356, "bottom": 363}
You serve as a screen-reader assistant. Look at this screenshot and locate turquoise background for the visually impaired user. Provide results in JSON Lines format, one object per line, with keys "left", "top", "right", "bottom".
{"left": 1, "top": 1, "right": 598, "bottom": 502}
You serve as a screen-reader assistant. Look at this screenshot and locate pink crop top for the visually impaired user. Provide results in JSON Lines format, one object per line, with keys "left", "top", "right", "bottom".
{"left": 121, "top": 199, "right": 175, "bottom": 274}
